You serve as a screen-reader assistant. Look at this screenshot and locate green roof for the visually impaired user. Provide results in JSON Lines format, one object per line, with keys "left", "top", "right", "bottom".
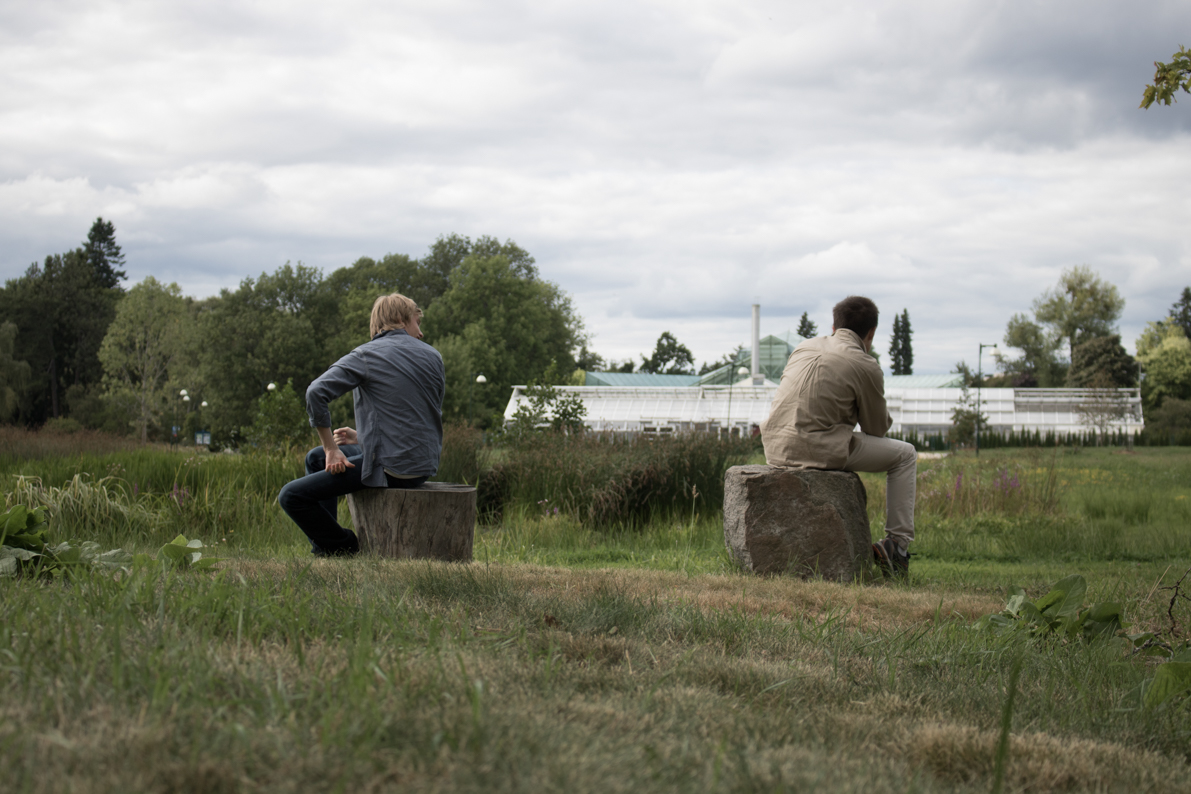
{"left": 698, "top": 333, "right": 808, "bottom": 385}
{"left": 585, "top": 372, "right": 702, "bottom": 387}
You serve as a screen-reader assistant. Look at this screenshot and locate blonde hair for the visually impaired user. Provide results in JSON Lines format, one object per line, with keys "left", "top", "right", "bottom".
{"left": 370, "top": 293, "right": 422, "bottom": 338}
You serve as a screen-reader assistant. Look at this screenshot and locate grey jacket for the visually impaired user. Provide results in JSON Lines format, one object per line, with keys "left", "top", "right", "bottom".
{"left": 760, "top": 328, "right": 891, "bottom": 469}
{"left": 306, "top": 329, "right": 445, "bottom": 487}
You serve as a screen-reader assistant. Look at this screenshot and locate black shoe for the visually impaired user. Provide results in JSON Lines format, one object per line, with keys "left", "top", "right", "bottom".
{"left": 872, "top": 538, "right": 910, "bottom": 579}
{"left": 312, "top": 534, "right": 360, "bottom": 557}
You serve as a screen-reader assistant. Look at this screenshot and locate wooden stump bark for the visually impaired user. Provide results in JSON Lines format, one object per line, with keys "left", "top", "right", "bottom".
{"left": 346, "top": 483, "right": 476, "bottom": 562}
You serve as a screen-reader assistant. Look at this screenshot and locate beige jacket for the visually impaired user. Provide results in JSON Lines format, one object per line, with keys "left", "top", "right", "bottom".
{"left": 761, "top": 328, "right": 891, "bottom": 469}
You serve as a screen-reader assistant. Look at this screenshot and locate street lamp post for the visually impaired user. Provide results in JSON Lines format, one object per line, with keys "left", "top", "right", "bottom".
{"left": 470, "top": 374, "right": 487, "bottom": 426}
{"left": 726, "top": 365, "right": 749, "bottom": 438}
{"left": 975, "top": 344, "right": 996, "bottom": 456}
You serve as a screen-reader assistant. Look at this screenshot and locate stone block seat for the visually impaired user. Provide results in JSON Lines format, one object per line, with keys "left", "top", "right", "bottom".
{"left": 723, "top": 465, "right": 871, "bottom": 582}
{"left": 346, "top": 482, "right": 477, "bottom": 562}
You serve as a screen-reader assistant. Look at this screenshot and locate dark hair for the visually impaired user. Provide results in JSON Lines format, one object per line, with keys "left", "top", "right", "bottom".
{"left": 832, "top": 296, "right": 879, "bottom": 338}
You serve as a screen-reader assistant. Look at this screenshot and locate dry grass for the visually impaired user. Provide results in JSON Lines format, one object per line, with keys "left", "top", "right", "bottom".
{"left": 3, "top": 554, "right": 1190, "bottom": 793}
{"left": 312, "top": 559, "right": 1006, "bottom": 631}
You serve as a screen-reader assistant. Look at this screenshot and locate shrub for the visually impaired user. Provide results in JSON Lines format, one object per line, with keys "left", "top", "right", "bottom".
{"left": 244, "top": 379, "right": 313, "bottom": 453}
{"left": 42, "top": 417, "right": 83, "bottom": 434}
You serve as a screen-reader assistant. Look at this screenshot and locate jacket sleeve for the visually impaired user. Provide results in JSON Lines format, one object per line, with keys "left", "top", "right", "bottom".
{"left": 856, "top": 362, "right": 892, "bottom": 437}
{"left": 306, "top": 349, "right": 367, "bottom": 429}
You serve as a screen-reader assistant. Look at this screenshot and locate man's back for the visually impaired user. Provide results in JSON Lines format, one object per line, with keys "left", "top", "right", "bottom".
{"left": 761, "top": 328, "right": 891, "bottom": 469}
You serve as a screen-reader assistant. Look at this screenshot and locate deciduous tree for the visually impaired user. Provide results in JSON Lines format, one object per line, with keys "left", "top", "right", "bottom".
{"left": 0, "top": 322, "right": 31, "bottom": 422}
{"left": 1136, "top": 318, "right": 1191, "bottom": 412}
{"left": 197, "top": 262, "right": 336, "bottom": 440}
{"left": 1067, "top": 335, "right": 1137, "bottom": 388}
{"left": 99, "top": 277, "right": 189, "bottom": 441}
{"left": 994, "top": 314, "right": 1067, "bottom": 387}
{"left": 1033, "top": 266, "right": 1124, "bottom": 362}
{"left": 640, "top": 332, "right": 695, "bottom": 375}
{"left": 426, "top": 252, "right": 582, "bottom": 425}
{"left": 0, "top": 247, "right": 121, "bottom": 423}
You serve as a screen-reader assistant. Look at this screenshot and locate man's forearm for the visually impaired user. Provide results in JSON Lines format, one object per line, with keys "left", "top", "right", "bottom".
{"left": 316, "top": 426, "right": 338, "bottom": 452}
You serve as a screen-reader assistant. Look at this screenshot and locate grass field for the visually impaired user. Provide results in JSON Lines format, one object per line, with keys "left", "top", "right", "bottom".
{"left": 3, "top": 430, "right": 1191, "bottom": 792}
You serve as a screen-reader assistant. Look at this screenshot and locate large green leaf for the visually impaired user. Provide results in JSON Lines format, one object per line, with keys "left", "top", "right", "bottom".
{"left": 1, "top": 546, "right": 42, "bottom": 562}
{"left": 1081, "top": 602, "right": 1126, "bottom": 640}
{"left": 1144, "top": 663, "right": 1191, "bottom": 709}
{"left": 1036, "top": 574, "right": 1086, "bottom": 621}
{"left": 1003, "top": 586, "right": 1027, "bottom": 617}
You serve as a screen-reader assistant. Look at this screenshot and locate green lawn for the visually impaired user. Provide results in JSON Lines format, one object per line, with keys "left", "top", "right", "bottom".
{"left": 3, "top": 439, "right": 1191, "bottom": 792}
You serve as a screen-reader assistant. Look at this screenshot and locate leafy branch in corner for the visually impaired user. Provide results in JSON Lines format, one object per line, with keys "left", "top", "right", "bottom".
{"left": 1140, "top": 45, "right": 1191, "bottom": 109}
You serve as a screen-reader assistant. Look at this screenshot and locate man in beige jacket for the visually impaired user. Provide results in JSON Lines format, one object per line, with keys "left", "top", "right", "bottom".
{"left": 761, "top": 296, "right": 916, "bottom": 577}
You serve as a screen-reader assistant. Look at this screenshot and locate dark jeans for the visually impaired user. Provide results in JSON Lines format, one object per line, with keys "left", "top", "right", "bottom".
{"left": 278, "top": 445, "right": 428, "bottom": 555}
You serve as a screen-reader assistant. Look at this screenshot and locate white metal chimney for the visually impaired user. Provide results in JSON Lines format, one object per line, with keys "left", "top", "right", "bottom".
{"left": 751, "top": 303, "right": 761, "bottom": 385}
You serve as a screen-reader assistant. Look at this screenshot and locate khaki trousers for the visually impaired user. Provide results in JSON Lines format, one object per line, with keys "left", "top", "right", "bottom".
{"left": 843, "top": 432, "right": 917, "bottom": 549}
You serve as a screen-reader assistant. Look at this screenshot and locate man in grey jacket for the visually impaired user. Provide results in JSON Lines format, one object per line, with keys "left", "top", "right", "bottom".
{"left": 760, "top": 295, "right": 916, "bottom": 577}
{"left": 278, "top": 293, "right": 445, "bottom": 556}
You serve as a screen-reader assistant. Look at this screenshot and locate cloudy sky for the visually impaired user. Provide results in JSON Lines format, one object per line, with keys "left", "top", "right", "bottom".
{"left": 2, "top": 0, "right": 1189, "bottom": 374}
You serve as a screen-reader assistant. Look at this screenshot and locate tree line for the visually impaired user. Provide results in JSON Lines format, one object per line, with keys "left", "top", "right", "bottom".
{"left": 595, "top": 307, "right": 916, "bottom": 378}
{"left": 953, "top": 266, "right": 1191, "bottom": 438}
{"left": 0, "top": 223, "right": 583, "bottom": 443}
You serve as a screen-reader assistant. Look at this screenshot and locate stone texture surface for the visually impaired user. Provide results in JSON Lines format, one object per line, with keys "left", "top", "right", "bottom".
{"left": 347, "top": 483, "right": 476, "bottom": 562}
{"left": 723, "top": 465, "right": 871, "bottom": 581}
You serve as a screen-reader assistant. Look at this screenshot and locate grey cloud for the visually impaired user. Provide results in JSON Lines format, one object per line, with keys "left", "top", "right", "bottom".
{"left": 2, "top": 0, "right": 1189, "bottom": 379}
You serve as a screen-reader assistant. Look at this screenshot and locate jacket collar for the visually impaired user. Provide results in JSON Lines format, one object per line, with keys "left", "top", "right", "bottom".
{"left": 832, "top": 328, "right": 866, "bottom": 351}
{"left": 373, "top": 329, "right": 410, "bottom": 341}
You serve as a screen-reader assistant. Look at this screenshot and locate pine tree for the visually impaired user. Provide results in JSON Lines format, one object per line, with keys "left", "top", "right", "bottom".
{"left": 898, "top": 309, "right": 913, "bottom": 375}
{"left": 888, "top": 313, "right": 904, "bottom": 374}
{"left": 796, "top": 312, "right": 818, "bottom": 338}
{"left": 83, "top": 217, "right": 126, "bottom": 289}
{"left": 1171, "top": 287, "right": 1191, "bottom": 340}
{"left": 889, "top": 309, "right": 914, "bottom": 375}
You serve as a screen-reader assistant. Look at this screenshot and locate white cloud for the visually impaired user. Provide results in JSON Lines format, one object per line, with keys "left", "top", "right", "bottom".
{"left": 1, "top": 0, "right": 1189, "bottom": 378}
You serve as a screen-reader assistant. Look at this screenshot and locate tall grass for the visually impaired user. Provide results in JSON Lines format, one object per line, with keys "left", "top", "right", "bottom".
{"left": 0, "top": 425, "right": 142, "bottom": 461}
{"left": 480, "top": 433, "right": 753, "bottom": 529}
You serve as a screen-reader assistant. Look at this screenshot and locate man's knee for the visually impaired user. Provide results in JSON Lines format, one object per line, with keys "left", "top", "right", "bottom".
{"left": 278, "top": 480, "right": 306, "bottom": 513}
{"left": 304, "top": 446, "right": 325, "bottom": 475}
{"left": 893, "top": 439, "right": 917, "bottom": 469}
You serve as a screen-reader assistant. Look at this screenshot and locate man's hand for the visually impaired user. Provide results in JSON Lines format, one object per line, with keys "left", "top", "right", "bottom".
{"left": 316, "top": 426, "right": 356, "bottom": 474}
{"left": 333, "top": 427, "right": 358, "bottom": 445}
{"left": 324, "top": 445, "right": 355, "bottom": 475}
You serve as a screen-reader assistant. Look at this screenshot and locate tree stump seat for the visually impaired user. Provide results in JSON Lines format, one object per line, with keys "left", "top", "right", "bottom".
{"left": 346, "top": 483, "right": 477, "bottom": 562}
{"left": 723, "top": 465, "right": 871, "bottom": 582}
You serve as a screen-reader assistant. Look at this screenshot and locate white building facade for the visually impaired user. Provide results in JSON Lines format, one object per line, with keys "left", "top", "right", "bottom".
{"left": 504, "top": 384, "right": 1144, "bottom": 437}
